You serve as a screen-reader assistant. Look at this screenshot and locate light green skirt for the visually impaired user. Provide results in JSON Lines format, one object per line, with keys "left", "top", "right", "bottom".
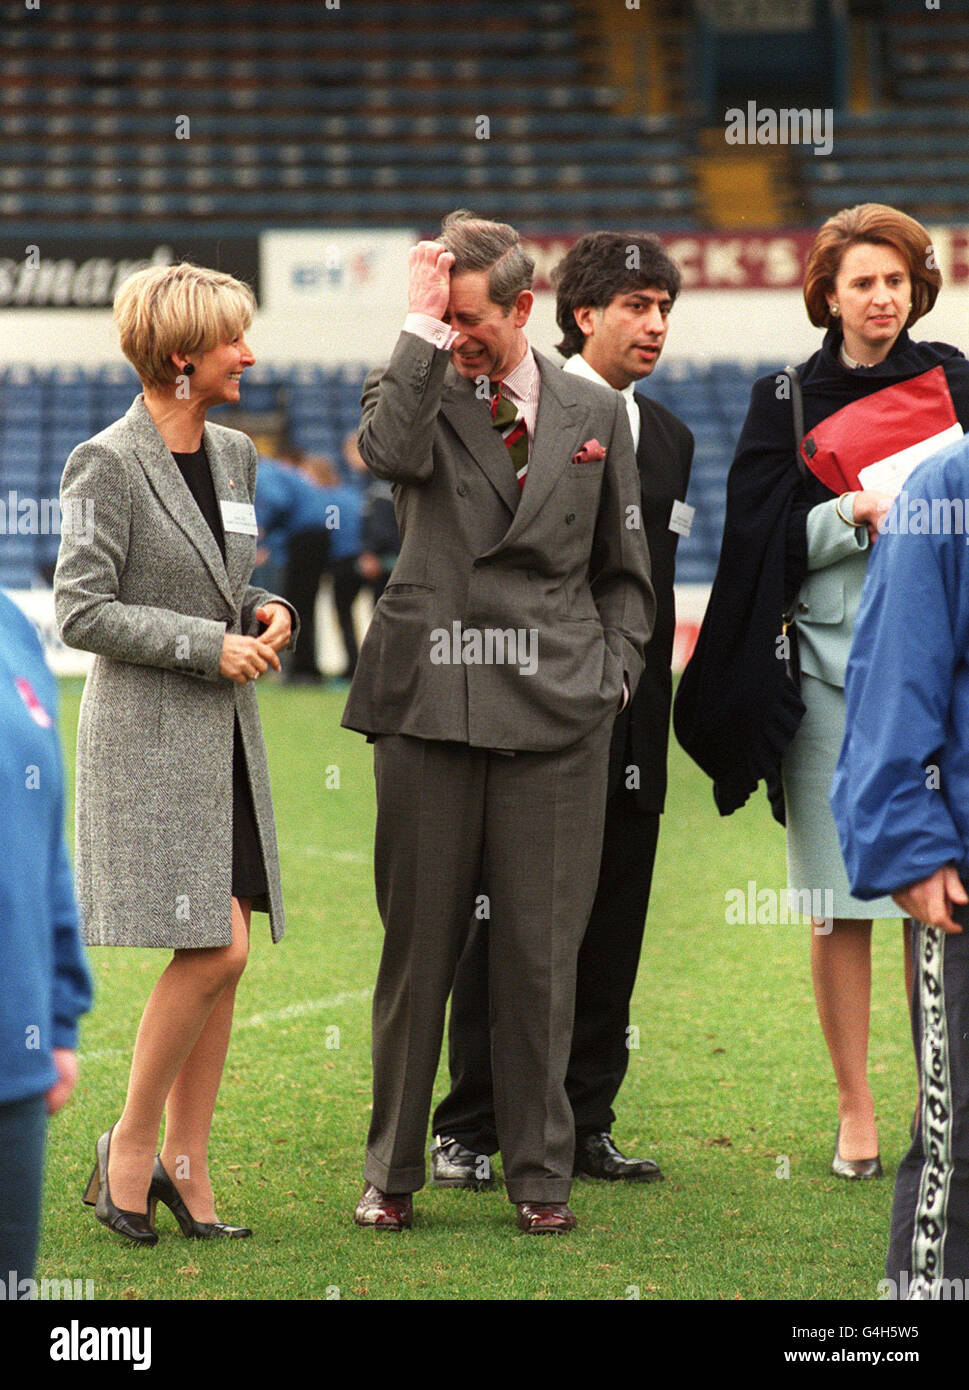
{"left": 781, "top": 672, "right": 904, "bottom": 920}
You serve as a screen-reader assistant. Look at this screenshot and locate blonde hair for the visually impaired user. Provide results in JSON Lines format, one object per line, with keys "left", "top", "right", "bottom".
{"left": 113, "top": 262, "right": 255, "bottom": 389}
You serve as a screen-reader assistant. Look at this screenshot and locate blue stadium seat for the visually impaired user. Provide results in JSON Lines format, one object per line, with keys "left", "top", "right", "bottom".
{"left": 0, "top": 356, "right": 752, "bottom": 590}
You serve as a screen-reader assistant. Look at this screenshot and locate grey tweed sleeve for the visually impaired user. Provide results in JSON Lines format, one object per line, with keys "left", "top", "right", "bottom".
{"left": 54, "top": 442, "right": 226, "bottom": 680}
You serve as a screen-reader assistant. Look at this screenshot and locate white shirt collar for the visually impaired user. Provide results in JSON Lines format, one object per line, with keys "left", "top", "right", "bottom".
{"left": 562, "top": 352, "right": 634, "bottom": 401}
{"left": 562, "top": 353, "right": 640, "bottom": 448}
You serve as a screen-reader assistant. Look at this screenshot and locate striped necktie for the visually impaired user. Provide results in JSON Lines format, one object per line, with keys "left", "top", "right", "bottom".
{"left": 490, "top": 382, "right": 529, "bottom": 491}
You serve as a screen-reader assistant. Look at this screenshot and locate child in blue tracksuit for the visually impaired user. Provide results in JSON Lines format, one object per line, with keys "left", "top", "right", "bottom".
{"left": 0, "top": 591, "right": 92, "bottom": 1284}
{"left": 833, "top": 432, "right": 969, "bottom": 1299}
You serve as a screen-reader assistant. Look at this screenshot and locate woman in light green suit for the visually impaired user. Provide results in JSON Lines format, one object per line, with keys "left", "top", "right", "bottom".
{"left": 784, "top": 207, "right": 969, "bottom": 1177}
{"left": 677, "top": 203, "right": 969, "bottom": 1179}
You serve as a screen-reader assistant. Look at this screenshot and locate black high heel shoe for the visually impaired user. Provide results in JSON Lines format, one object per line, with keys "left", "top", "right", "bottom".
{"left": 831, "top": 1124, "right": 883, "bottom": 1180}
{"left": 148, "top": 1156, "right": 252, "bottom": 1239}
{"left": 81, "top": 1127, "right": 158, "bottom": 1245}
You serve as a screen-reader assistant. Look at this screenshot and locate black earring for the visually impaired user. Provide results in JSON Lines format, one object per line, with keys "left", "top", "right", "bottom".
{"left": 183, "top": 363, "right": 195, "bottom": 376}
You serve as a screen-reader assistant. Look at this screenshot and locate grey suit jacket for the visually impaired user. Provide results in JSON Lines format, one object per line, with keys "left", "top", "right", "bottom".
{"left": 54, "top": 395, "right": 297, "bottom": 948}
{"left": 341, "top": 331, "right": 654, "bottom": 751}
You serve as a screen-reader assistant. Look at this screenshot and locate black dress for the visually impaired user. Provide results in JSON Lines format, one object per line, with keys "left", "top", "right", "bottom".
{"left": 171, "top": 445, "right": 269, "bottom": 903}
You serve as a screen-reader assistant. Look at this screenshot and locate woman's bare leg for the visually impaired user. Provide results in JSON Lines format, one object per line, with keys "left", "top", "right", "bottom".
{"left": 106, "top": 899, "right": 250, "bottom": 1215}
{"left": 811, "top": 917, "right": 878, "bottom": 1160}
{"left": 160, "top": 900, "right": 251, "bottom": 1221}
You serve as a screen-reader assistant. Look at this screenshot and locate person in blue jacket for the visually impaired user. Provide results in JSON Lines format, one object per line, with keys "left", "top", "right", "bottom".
{"left": 833, "top": 431, "right": 969, "bottom": 1296}
{"left": 254, "top": 452, "right": 381, "bottom": 681}
{"left": 324, "top": 479, "right": 367, "bottom": 678}
{"left": 253, "top": 455, "right": 337, "bottom": 577}
{"left": 0, "top": 591, "right": 93, "bottom": 1285}
{"left": 252, "top": 454, "right": 338, "bottom": 681}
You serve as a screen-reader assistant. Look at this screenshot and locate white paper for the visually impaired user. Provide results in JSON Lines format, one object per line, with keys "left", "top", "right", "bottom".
{"left": 858, "top": 423, "right": 964, "bottom": 497}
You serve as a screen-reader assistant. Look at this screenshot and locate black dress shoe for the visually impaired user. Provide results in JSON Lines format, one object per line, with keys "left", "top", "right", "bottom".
{"left": 574, "top": 1132, "right": 664, "bottom": 1183}
{"left": 430, "top": 1135, "right": 494, "bottom": 1189}
{"left": 148, "top": 1157, "right": 252, "bottom": 1238}
{"left": 831, "top": 1126, "right": 882, "bottom": 1180}
{"left": 82, "top": 1127, "right": 158, "bottom": 1246}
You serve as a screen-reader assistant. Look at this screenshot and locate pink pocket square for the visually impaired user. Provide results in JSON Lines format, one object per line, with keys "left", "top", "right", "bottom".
{"left": 572, "top": 439, "right": 606, "bottom": 465}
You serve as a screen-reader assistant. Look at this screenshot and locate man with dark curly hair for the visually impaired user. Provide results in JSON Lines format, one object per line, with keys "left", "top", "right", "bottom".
{"left": 432, "top": 231, "right": 694, "bottom": 1188}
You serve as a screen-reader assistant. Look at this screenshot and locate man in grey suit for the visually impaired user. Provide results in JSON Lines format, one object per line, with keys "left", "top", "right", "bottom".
{"left": 342, "top": 210, "right": 653, "bottom": 1234}
{"left": 432, "top": 232, "right": 694, "bottom": 1187}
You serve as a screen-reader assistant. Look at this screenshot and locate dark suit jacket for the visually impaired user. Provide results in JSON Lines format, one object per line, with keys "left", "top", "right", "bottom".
{"left": 342, "top": 331, "right": 654, "bottom": 753}
{"left": 607, "top": 392, "right": 693, "bottom": 812}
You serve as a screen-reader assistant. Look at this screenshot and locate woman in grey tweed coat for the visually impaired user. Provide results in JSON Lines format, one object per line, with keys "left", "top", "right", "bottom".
{"left": 54, "top": 263, "right": 298, "bottom": 1244}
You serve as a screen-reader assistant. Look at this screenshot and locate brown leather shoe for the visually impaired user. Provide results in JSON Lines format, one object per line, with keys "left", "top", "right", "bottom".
{"left": 353, "top": 1184, "right": 413, "bottom": 1230}
{"left": 516, "top": 1201, "right": 577, "bottom": 1233}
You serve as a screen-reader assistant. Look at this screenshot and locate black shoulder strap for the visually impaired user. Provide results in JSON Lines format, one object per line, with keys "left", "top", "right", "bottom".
{"left": 783, "top": 365, "right": 806, "bottom": 480}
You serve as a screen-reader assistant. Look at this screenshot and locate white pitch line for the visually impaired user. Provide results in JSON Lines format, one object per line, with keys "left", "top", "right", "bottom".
{"left": 238, "top": 988, "right": 371, "bottom": 1030}
{"left": 79, "top": 988, "right": 372, "bottom": 1062}
{"left": 279, "top": 845, "right": 371, "bottom": 863}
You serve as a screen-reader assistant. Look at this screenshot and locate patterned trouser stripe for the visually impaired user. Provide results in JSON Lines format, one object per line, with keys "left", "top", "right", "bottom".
{"left": 908, "top": 924, "right": 952, "bottom": 1299}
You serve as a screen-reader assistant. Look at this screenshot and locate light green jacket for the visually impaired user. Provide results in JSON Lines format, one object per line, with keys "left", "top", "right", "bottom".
{"left": 793, "top": 494, "right": 870, "bottom": 688}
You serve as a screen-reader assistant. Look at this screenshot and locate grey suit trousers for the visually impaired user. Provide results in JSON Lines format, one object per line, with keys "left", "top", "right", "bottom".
{"left": 364, "top": 719, "right": 613, "bottom": 1203}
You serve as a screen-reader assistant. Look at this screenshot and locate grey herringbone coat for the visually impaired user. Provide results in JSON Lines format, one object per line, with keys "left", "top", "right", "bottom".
{"left": 54, "top": 395, "right": 297, "bottom": 948}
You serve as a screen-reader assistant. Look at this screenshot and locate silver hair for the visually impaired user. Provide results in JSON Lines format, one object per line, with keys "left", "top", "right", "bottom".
{"left": 437, "top": 209, "right": 534, "bottom": 309}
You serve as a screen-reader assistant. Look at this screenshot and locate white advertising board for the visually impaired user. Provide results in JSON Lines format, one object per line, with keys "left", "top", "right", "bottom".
{"left": 6, "top": 588, "right": 92, "bottom": 678}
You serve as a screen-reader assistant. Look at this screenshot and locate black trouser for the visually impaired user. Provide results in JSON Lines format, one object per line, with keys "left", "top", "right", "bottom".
{"left": 331, "top": 557, "right": 387, "bottom": 678}
{"left": 433, "top": 786, "right": 661, "bottom": 1150}
{"left": 887, "top": 918, "right": 969, "bottom": 1298}
{"left": 283, "top": 528, "right": 331, "bottom": 676}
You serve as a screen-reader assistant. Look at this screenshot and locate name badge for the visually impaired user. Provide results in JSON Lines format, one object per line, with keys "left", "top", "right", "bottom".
{"left": 668, "top": 500, "right": 695, "bottom": 538}
{"left": 220, "top": 500, "right": 258, "bottom": 536}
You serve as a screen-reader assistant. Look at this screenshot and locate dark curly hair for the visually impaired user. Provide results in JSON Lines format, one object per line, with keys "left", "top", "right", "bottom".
{"left": 552, "top": 232, "right": 682, "bottom": 358}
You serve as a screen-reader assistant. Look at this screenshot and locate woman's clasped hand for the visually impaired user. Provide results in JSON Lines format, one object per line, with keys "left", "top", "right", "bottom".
{"left": 849, "top": 489, "right": 894, "bottom": 543}
{"left": 218, "top": 604, "right": 292, "bottom": 684}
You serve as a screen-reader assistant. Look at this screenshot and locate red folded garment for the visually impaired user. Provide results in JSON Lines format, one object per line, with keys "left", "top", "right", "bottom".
{"left": 801, "top": 365, "right": 961, "bottom": 493}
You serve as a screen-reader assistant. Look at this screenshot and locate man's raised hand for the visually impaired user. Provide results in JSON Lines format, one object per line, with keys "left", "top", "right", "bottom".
{"left": 408, "top": 241, "right": 455, "bottom": 320}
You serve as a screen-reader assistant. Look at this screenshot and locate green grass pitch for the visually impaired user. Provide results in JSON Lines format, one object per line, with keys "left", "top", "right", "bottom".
{"left": 40, "top": 678, "right": 913, "bottom": 1301}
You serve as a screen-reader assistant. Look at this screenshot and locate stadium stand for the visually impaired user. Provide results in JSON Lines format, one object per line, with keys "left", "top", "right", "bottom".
{"left": 0, "top": 0, "right": 701, "bottom": 236}
{"left": 4, "top": 0, "right": 967, "bottom": 233}
{"left": 792, "top": 3, "right": 969, "bottom": 223}
{"left": 0, "top": 359, "right": 777, "bottom": 591}
{"left": 4, "top": 0, "right": 967, "bottom": 591}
